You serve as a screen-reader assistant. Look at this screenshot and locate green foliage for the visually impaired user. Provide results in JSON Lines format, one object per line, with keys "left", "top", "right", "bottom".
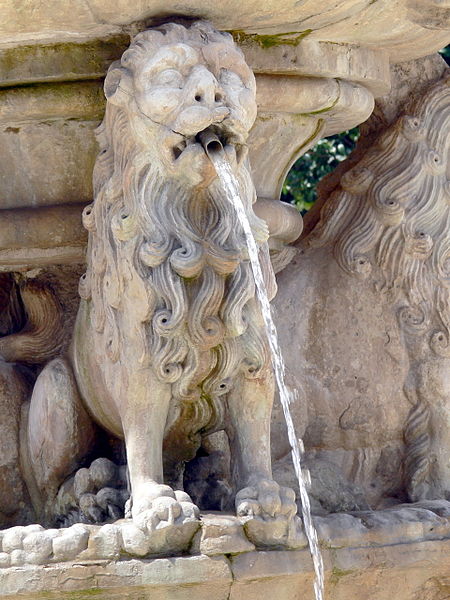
{"left": 281, "top": 128, "right": 359, "bottom": 213}
{"left": 439, "top": 45, "right": 450, "bottom": 65}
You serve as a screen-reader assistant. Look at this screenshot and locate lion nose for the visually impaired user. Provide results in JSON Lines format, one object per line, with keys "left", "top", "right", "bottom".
{"left": 190, "top": 68, "right": 225, "bottom": 108}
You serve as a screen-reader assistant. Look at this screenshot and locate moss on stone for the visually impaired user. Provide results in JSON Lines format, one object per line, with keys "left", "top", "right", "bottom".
{"left": 68, "top": 591, "right": 104, "bottom": 599}
{"left": 230, "top": 30, "right": 312, "bottom": 49}
{"left": 0, "top": 36, "right": 129, "bottom": 88}
{"left": 330, "top": 566, "right": 355, "bottom": 584}
{"left": 299, "top": 93, "right": 340, "bottom": 116}
{"left": 33, "top": 589, "right": 104, "bottom": 600}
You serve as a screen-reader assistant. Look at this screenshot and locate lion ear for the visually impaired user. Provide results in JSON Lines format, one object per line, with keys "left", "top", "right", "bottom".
{"left": 104, "top": 61, "right": 131, "bottom": 107}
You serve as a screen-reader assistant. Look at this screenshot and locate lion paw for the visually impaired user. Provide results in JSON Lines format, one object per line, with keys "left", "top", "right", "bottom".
{"left": 132, "top": 484, "right": 199, "bottom": 529}
{"left": 55, "top": 458, "right": 129, "bottom": 526}
{"left": 130, "top": 483, "right": 200, "bottom": 554}
{"left": 236, "top": 479, "right": 306, "bottom": 548}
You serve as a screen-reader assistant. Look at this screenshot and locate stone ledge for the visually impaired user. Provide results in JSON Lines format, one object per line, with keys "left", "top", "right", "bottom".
{"left": 1, "top": 0, "right": 449, "bottom": 64}
{"left": 0, "top": 37, "right": 390, "bottom": 98}
{"left": 0, "top": 81, "right": 105, "bottom": 123}
{"left": 0, "top": 555, "right": 233, "bottom": 599}
{"left": 0, "top": 72, "right": 374, "bottom": 212}
{"left": 240, "top": 39, "right": 390, "bottom": 97}
{"left": 0, "top": 504, "right": 448, "bottom": 572}
{"left": 0, "top": 204, "right": 87, "bottom": 270}
{"left": 0, "top": 504, "right": 449, "bottom": 598}
{"left": 0, "top": 36, "right": 129, "bottom": 89}
{"left": 0, "top": 539, "right": 449, "bottom": 599}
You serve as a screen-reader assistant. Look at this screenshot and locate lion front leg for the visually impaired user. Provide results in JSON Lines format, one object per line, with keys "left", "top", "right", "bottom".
{"left": 227, "top": 372, "right": 305, "bottom": 548}
{"left": 120, "top": 372, "right": 200, "bottom": 552}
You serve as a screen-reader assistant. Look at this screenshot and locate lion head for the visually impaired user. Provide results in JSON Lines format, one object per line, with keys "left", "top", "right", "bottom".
{"left": 99, "top": 21, "right": 257, "bottom": 189}
{"left": 79, "top": 22, "right": 274, "bottom": 437}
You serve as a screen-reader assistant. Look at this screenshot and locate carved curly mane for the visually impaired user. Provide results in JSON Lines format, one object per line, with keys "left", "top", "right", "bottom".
{"left": 308, "top": 75, "right": 450, "bottom": 500}
{"left": 79, "top": 24, "right": 275, "bottom": 435}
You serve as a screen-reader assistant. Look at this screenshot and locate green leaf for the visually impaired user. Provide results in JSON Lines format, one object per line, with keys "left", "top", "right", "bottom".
{"left": 281, "top": 127, "right": 359, "bottom": 213}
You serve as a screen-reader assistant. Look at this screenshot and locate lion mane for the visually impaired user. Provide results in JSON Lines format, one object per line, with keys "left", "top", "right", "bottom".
{"left": 307, "top": 74, "right": 450, "bottom": 500}
{"left": 78, "top": 23, "right": 275, "bottom": 440}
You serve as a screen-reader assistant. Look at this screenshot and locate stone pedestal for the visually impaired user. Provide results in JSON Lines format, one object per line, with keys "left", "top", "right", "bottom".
{"left": 0, "top": 505, "right": 449, "bottom": 599}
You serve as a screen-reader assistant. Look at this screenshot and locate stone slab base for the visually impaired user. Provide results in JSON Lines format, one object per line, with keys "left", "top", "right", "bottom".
{"left": 1, "top": 503, "right": 449, "bottom": 599}
{"left": 1, "top": 540, "right": 449, "bottom": 600}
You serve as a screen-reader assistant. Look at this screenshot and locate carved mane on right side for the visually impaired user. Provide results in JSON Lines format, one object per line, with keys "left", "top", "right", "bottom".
{"left": 307, "top": 74, "right": 450, "bottom": 500}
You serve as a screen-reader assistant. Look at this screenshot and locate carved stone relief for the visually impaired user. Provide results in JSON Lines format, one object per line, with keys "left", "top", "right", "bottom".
{"left": 0, "top": 11, "right": 449, "bottom": 599}
{"left": 0, "top": 21, "right": 302, "bottom": 554}
{"left": 272, "top": 61, "right": 450, "bottom": 513}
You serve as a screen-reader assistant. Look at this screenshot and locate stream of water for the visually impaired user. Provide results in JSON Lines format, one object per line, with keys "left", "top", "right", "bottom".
{"left": 209, "top": 152, "right": 325, "bottom": 600}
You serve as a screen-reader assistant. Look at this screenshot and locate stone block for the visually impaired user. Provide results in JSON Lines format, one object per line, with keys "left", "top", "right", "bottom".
{"left": 52, "top": 524, "right": 89, "bottom": 561}
{"left": 314, "top": 513, "right": 368, "bottom": 548}
{"left": 0, "top": 553, "right": 10, "bottom": 569}
{"left": 22, "top": 530, "right": 55, "bottom": 564}
{"left": 78, "top": 524, "right": 121, "bottom": 560}
{"left": 194, "top": 514, "right": 255, "bottom": 556}
{"left": 2, "top": 527, "right": 26, "bottom": 553}
{"left": 119, "top": 521, "right": 151, "bottom": 557}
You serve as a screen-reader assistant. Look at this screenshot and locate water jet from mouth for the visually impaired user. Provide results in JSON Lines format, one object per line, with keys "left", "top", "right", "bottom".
{"left": 202, "top": 146, "right": 325, "bottom": 600}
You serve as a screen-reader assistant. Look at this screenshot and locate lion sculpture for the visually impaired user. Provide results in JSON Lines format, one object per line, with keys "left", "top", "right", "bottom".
{"left": 272, "top": 72, "right": 450, "bottom": 512}
{"left": 9, "top": 21, "right": 299, "bottom": 549}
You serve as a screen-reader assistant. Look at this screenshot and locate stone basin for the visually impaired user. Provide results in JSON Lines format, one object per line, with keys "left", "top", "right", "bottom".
{"left": 1, "top": 0, "right": 449, "bottom": 64}
{"left": 1, "top": 0, "right": 449, "bottom": 219}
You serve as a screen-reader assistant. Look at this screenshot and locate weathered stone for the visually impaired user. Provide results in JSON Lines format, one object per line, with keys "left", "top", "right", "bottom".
{"left": 1, "top": 0, "right": 449, "bottom": 62}
{"left": 230, "top": 550, "right": 315, "bottom": 600}
{"left": 0, "top": 3, "right": 449, "bottom": 599}
{"left": 88, "top": 458, "right": 118, "bottom": 489}
{"left": 22, "top": 530, "right": 54, "bottom": 563}
{"left": 2, "top": 527, "right": 25, "bottom": 552}
{"left": 26, "top": 358, "right": 97, "bottom": 522}
{"left": 0, "top": 554, "right": 233, "bottom": 598}
{"left": 314, "top": 513, "right": 368, "bottom": 549}
{"left": 0, "top": 539, "right": 447, "bottom": 598}
{"left": 272, "top": 66, "right": 450, "bottom": 513}
{"left": 0, "top": 365, "right": 31, "bottom": 528}
{"left": 354, "top": 507, "right": 448, "bottom": 546}
{"left": 52, "top": 524, "right": 89, "bottom": 561}
{"left": 2, "top": 20, "right": 299, "bottom": 554}
{"left": 119, "top": 521, "right": 151, "bottom": 557}
{"left": 78, "top": 524, "right": 121, "bottom": 560}
{"left": 0, "top": 117, "right": 99, "bottom": 210}
{"left": 401, "top": 499, "right": 450, "bottom": 518}
{"left": 9, "top": 549, "right": 26, "bottom": 566}
{"left": 0, "top": 36, "right": 129, "bottom": 88}
{"left": 0, "top": 204, "right": 87, "bottom": 271}
{"left": 195, "top": 514, "right": 256, "bottom": 556}
{"left": 73, "top": 468, "right": 95, "bottom": 501}
{"left": 0, "top": 553, "right": 10, "bottom": 569}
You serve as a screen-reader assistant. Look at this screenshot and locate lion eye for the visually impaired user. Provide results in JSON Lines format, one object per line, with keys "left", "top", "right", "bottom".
{"left": 153, "top": 69, "right": 183, "bottom": 88}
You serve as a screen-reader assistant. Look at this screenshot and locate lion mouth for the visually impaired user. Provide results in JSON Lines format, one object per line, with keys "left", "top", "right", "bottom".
{"left": 172, "top": 125, "right": 245, "bottom": 163}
